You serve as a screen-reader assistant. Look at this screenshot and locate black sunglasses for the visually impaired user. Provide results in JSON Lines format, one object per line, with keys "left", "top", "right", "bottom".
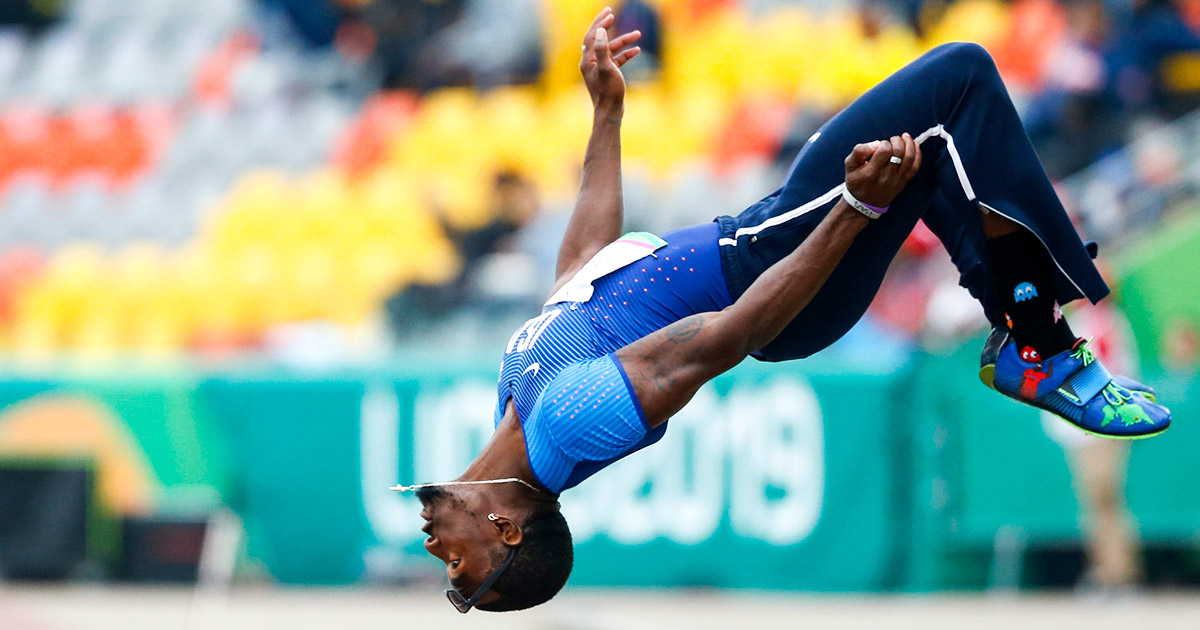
{"left": 445, "top": 545, "right": 518, "bottom": 614}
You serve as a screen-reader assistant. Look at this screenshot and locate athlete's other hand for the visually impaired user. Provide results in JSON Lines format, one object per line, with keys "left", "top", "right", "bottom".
{"left": 844, "top": 133, "right": 922, "bottom": 208}
{"left": 580, "top": 7, "right": 641, "bottom": 111}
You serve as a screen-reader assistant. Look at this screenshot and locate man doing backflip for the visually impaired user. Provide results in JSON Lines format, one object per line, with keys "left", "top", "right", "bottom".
{"left": 406, "top": 7, "right": 1171, "bottom": 613}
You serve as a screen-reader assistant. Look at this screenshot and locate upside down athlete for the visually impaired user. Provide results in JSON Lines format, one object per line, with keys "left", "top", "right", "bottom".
{"left": 403, "top": 8, "right": 1171, "bottom": 613}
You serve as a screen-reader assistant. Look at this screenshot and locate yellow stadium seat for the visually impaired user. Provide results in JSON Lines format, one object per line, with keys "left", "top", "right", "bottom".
{"left": 539, "top": 0, "right": 599, "bottom": 92}
{"left": 107, "top": 242, "right": 170, "bottom": 353}
{"left": 752, "top": 9, "right": 816, "bottom": 99}
{"left": 924, "top": 0, "right": 1009, "bottom": 49}
{"left": 0, "top": 0, "right": 1040, "bottom": 356}
{"left": 11, "top": 283, "right": 61, "bottom": 357}
{"left": 204, "top": 170, "right": 291, "bottom": 255}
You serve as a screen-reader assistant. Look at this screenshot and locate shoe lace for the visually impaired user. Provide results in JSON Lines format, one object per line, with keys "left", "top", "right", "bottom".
{"left": 1070, "top": 341, "right": 1095, "bottom": 366}
{"left": 1102, "top": 383, "right": 1132, "bottom": 407}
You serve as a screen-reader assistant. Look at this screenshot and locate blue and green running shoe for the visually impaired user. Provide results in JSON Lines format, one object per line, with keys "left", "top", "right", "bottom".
{"left": 979, "top": 328, "right": 1170, "bottom": 439}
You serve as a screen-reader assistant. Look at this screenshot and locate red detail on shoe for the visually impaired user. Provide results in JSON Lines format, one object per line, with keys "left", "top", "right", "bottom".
{"left": 1020, "top": 368, "right": 1049, "bottom": 399}
{"left": 1020, "top": 346, "right": 1041, "bottom": 362}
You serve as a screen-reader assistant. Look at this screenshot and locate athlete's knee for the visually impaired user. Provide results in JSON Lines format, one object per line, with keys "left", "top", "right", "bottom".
{"left": 936, "top": 42, "right": 995, "bottom": 68}
{"left": 929, "top": 42, "right": 1001, "bottom": 82}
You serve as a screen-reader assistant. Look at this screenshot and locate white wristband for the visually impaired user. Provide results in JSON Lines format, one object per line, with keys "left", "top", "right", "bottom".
{"left": 841, "top": 187, "right": 888, "bottom": 220}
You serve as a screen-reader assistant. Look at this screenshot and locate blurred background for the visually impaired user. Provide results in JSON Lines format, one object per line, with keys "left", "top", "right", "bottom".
{"left": 0, "top": 0, "right": 1198, "bottom": 628}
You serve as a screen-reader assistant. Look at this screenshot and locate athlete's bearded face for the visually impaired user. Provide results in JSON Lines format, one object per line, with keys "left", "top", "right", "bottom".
{"left": 416, "top": 486, "right": 508, "bottom": 607}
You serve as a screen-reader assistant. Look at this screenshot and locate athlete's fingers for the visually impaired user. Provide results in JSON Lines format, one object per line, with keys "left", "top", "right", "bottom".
{"left": 903, "top": 133, "right": 921, "bottom": 179}
{"left": 581, "top": 10, "right": 612, "bottom": 63}
{"left": 900, "top": 132, "right": 920, "bottom": 177}
{"left": 582, "top": 15, "right": 617, "bottom": 64}
{"left": 888, "top": 136, "right": 904, "bottom": 172}
{"left": 845, "top": 143, "right": 875, "bottom": 170}
{"left": 593, "top": 26, "right": 611, "bottom": 63}
{"left": 614, "top": 46, "right": 641, "bottom": 68}
{"left": 870, "top": 138, "right": 894, "bottom": 172}
{"left": 900, "top": 133, "right": 917, "bottom": 179}
{"left": 609, "top": 30, "right": 641, "bottom": 54}
{"left": 584, "top": 7, "right": 614, "bottom": 46}
{"left": 910, "top": 136, "right": 923, "bottom": 176}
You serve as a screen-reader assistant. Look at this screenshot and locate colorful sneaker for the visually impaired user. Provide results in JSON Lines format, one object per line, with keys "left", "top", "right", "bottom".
{"left": 980, "top": 328, "right": 1158, "bottom": 401}
{"left": 979, "top": 329, "right": 1170, "bottom": 439}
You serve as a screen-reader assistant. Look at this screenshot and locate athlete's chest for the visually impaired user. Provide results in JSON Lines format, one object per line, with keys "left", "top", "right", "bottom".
{"left": 497, "top": 308, "right": 599, "bottom": 421}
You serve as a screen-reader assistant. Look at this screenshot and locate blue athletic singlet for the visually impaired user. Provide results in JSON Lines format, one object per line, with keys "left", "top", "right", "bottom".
{"left": 495, "top": 222, "right": 732, "bottom": 494}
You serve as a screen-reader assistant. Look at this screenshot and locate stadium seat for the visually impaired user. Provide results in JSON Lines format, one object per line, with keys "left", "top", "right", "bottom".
{"left": 3, "top": 0, "right": 1177, "bottom": 355}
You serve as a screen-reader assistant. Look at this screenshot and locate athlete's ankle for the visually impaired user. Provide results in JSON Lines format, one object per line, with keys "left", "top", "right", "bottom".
{"left": 987, "top": 229, "right": 1077, "bottom": 360}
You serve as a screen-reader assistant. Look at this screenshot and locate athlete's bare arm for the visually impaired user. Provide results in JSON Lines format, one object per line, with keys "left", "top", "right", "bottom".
{"left": 551, "top": 8, "right": 642, "bottom": 295}
{"left": 617, "top": 136, "right": 923, "bottom": 427}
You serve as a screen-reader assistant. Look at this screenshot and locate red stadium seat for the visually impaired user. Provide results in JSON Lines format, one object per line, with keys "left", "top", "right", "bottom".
{"left": 106, "top": 111, "right": 151, "bottom": 186}
{"left": 193, "top": 30, "right": 260, "bottom": 107}
{"left": 713, "top": 97, "right": 793, "bottom": 174}
{"left": 990, "top": 0, "right": 1067, "bottom": 91}
{"left": 333, "top": 90, "right": 418, "bottom": 177}
{"left": 0, "top": 107, "right": 52, "bottom": 180}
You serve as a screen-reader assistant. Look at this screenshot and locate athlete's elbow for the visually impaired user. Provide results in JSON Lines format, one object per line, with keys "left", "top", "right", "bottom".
{"left": 703, "top": 315, "right": 757, "bottom": 371}
{"left": 705, "top": 346, "right": 746, "bottom": 376}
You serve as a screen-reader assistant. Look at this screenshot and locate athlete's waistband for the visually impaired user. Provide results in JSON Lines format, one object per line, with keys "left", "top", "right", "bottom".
{"left": 714, "top": 215, "right": 750, "bottom": 301}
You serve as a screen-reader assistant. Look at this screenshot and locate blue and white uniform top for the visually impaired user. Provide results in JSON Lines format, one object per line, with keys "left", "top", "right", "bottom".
{"left": 494, "top": 223, "right": 732, "bottom": 494}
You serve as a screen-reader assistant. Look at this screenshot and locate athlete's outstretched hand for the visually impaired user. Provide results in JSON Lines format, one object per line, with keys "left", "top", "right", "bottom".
{"left": 580, "top": 7, "right": 641, "bottom": 111}
{"left": 844, "top": 133, "right": 922, "bottom": 208}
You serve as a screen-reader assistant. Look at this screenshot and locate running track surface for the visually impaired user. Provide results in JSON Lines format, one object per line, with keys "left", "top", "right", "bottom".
{"left": 3, "top": 586, "right": 1199, "bottom": 630}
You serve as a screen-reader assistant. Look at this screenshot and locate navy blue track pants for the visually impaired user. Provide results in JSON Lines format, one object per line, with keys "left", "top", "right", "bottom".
{"left": 715, "top": 42, "right": 1109, "bottom": 362}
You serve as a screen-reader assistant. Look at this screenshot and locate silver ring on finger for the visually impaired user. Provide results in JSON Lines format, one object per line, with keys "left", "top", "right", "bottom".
{"left": 888, "top": 155, "right": 903, "bottom": 165}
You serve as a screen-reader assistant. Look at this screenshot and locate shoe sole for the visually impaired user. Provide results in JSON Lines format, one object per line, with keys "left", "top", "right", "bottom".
{"left": 1063, "top": 416, "right": 1170, "bottom": 440}
{"left": 978, "top": 365, "right": 1167, "bottom": 440}
{"left": 979, "top": 364, "right": 995, "bottom": 389}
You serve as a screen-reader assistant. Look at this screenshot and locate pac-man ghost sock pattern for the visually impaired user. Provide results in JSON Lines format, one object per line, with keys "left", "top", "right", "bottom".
{"left": 986, "top": 229, "right": 1077, "bottom": 359}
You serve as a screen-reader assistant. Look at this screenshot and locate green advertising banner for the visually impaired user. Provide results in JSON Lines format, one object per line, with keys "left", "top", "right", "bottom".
{"left": 0, "top": 350, "right": 1195, "bottom": 590}
{"left": 207, "top": 358, "right": 908, "bottom": 589}
{"left": 0, "top": 371, "right": 227, "bottom": 513}
{"left": 0, "top": 370, "right": 228, "bottom": 563}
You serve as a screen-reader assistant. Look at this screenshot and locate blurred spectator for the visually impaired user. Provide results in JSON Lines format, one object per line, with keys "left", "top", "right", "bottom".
{"left": 0, "top": 0, "right": 63, "bottom": 30}
{"left": 1039, "top": 296, "right": 1144, "bottom": 594}
{"left": 257, "top": 0, "right": 345, "bottom": 49}
{"left": 386, "top": 169, "right": 541, "bottom": 339}
{"left": 1024, "top": 0, "right": 1125, "bottom": 178}
{"left": 360, "top": 0, "right": 466, "bottom": 89}
{"left": 453, "top": 170, "right": 539, "bottom": 270}
{"left": 859, "top": 0, "right": 895, "bottom": 40}
{"left": 1016, "top": 0, "right": 1200, "bottom": 176}
{"left": 1110, "top": 0, "right": 1200, "bottom": 117}
{"left": 614, "top": 0, "right": 663, "bottom": 78}
{"left": 1161, "top": 316, "right": 1200, "bottom": 371}
{"left": 882, "top": 0, "right": 939, "bottom": 37}
{"left": 418, "top": 0, "right": 544, "bottom": 90}
{"left": 359, "top": 0, "right": 543, "bottom": 91}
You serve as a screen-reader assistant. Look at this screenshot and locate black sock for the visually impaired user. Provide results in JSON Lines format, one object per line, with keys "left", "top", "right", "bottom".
{"left": 986, "top": 229, "right": 1078, "bottom": 360}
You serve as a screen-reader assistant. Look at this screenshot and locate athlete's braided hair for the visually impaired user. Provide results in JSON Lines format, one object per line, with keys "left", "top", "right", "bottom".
{"left": 475, "top": 504, "right": 573, "bottom": 612}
